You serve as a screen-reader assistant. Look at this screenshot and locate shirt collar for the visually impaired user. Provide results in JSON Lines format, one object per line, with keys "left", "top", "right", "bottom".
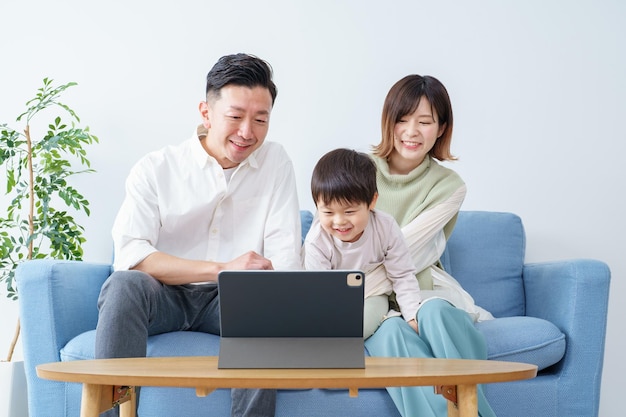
{"left": 190, "top": 126, "right": 260, "bottom": 170}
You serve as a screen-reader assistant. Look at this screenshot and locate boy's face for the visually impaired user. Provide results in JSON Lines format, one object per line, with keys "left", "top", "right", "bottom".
{"left": 316, "top": 198, "right": 376, "bottom": 243}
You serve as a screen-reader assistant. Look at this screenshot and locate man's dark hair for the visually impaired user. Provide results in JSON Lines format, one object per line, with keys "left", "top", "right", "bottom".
{"left": 205, "top": 53, "right": 277, "bottom": 104}
{"left": 311, "top": 148, "right": 377, "bottom": 207}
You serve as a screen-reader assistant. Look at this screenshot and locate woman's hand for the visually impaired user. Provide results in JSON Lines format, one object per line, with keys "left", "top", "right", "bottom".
{"left": 408, "top": 318, "right": 419, "bottom": 334}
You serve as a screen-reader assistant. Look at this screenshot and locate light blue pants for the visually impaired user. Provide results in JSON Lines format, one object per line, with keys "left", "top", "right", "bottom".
{"left": 95, "top": 270, "right": 275, "bottom": 417}
{"left": 364, "top": 295, "right": 389, "bottom": 339}
{"left": 364, "top": 299, "right": 496, "bottom": 417}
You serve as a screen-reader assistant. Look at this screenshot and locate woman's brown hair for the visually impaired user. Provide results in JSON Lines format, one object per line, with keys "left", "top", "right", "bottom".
{"left": 372, "top": 75, "right": 456, "bottom": 161}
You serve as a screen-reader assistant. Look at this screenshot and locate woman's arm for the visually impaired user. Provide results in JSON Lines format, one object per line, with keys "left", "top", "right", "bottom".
{"left": 401, "top": 185, "right": 466, "bottom": 272}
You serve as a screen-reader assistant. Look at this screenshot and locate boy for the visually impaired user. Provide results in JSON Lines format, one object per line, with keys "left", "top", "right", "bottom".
{"left": 303, "top": 148, "right": 422, "bottom": 338}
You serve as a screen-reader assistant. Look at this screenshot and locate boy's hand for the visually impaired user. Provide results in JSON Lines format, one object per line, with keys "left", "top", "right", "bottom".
{"left": 408, "top": 318, "right": 419, "bottom": 334}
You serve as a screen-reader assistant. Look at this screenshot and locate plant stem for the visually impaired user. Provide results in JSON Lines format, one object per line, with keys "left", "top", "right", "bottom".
{"left": 5, "top": 318, "right": 19, "bottom": 362}
{"left": 25, "top": 124, "right": 34, "bottom": 258}
{"left": 5, "top": 124, "right": 34, "bottom": 361}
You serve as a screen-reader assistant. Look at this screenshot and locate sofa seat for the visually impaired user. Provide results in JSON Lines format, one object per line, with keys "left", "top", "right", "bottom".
{"left": 60, "top": 318, "right": 565, "bottom": 369}
{"left": 56, "top": 316, "right": 564, "bottom": 417}
{"left": 18, "top": 211, "right": 611, "bottom": 417}
{"left": 476, "top": 317, "right": 565, "bottom": 370}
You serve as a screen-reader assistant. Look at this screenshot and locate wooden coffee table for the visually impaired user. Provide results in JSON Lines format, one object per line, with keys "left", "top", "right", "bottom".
{"left": 37, "top": 356, "right": 536, "bottom": 417}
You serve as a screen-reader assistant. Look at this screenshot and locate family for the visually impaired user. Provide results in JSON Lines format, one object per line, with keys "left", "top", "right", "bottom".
{"left": 96, "top": 53, "right": 496, "bottom": 417}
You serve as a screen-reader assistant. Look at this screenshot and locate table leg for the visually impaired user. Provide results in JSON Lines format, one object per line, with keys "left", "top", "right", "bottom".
{"left": 448, "top": 384, "right": 477, "bottom": 417}
{"left": 119, "top": 387, "right": 136, "bottom": 417}
{"left": 80, "top": 384, "right": 108, "bottom": 417}
{"left": 80, "top": 384, "right": 136, "bottom": 417}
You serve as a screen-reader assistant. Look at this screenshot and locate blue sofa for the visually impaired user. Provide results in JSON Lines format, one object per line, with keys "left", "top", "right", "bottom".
{"left": 18, "top": 211, "right": 610, "bottom": 417}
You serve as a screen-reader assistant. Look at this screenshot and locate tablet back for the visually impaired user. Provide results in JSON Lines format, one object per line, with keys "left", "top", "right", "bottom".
{"left": 218, "top": 270, "right": 365, "bottom": 369}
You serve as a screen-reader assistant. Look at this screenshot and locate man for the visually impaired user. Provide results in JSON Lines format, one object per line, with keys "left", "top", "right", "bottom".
{"left": 95, "top": 53, "right": 302, "bottom": 417}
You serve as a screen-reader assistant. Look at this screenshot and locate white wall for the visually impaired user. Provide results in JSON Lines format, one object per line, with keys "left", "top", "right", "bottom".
{"left": 1, "top": 0, "right": 624, "bottom": 415}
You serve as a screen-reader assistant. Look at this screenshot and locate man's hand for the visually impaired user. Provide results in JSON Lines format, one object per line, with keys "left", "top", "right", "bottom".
{"left": 408, "top": 318, "right": 419, "bottom": 334}
{"left": 132, "top": 250, "right": 273, "bottom": 285}
{"left": 223, "top": 251, "right": 274, "bottom": 271}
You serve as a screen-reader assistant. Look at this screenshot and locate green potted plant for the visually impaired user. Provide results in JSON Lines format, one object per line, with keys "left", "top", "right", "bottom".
{"left": 0, "top": 78, "right": 98, "bottom": 416}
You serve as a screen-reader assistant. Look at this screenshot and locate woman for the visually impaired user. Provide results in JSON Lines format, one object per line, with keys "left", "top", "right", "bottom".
{"left": 365, "top": 74, "right": 496, "bottom": 417}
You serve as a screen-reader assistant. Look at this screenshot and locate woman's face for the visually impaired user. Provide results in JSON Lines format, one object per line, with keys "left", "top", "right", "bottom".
{"left": 389, "top": 97, "right": 445, "bottom": 174}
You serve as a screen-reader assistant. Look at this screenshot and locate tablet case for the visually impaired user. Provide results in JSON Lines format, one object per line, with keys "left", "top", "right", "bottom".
{"left": 218, "top": 270, "right": 365, "bottom": 369}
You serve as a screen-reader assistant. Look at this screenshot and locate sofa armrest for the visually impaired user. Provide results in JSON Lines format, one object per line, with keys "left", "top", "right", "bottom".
{"left": 18, "top": 259, "right": 111, "bottom": 364}
{"left": 18, "top": 259, "right": 112, "bottom": 417}
{"left": 523, "top": 259, "right": 610, "bottom": 414}
{"left": 524, "top": 259, "right": 610, "bottom": 340}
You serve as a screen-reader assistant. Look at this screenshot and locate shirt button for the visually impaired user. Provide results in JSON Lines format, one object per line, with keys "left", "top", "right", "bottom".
{"left": 211, "top": 229, "right": 218, "bottom": 234}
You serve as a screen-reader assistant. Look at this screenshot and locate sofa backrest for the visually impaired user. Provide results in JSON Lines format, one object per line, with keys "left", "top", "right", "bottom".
{"left": 440, "top": 211, "right": 526, "bottom": 318}
{"left": 301, "top": 210, "right": 314, "bottom": 244}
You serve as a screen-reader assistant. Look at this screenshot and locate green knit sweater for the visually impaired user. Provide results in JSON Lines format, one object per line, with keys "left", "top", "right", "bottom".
{"left": 371, "top": 155, "right": 465, "bottom": 290}
{"left": 372, "top": 155, "right": 464, "bottom": 234}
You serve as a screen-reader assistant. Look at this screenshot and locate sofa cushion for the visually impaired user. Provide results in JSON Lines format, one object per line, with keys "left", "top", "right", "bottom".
{"left": 63, "top": 316, "right": 565, "bottom": 374}
{"left": 61, "top": 330, "right": 223, "bottom": 361}
{"left": 441, "top": 211, "right": 526, "bottom": 318}
{"left": 476, "top": 316, "right": 566, "bottom": 371}
{"left": 60, "top": 330, "right": 95, "bottom": 361}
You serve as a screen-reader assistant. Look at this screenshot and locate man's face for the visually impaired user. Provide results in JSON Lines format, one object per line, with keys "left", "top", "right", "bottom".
{"left": 199, "top": 85, "right": 273, "bottom": 168}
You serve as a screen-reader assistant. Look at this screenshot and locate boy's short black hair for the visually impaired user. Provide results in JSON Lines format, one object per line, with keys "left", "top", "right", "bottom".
{"left": 205, "top": 53, "right": 277, "bottom": 104}
{"left": 311, "top": 148, "right": 377, "bottom": 206}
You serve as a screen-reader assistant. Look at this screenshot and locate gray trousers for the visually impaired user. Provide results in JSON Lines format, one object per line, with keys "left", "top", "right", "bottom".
{"left": 95, "top": 270, "right": 276, "bottom": 417}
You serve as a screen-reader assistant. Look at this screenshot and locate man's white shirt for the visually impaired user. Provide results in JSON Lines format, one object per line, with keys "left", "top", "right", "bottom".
{"left": 112, "top": 132, "right": 302, "bottom": 277}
